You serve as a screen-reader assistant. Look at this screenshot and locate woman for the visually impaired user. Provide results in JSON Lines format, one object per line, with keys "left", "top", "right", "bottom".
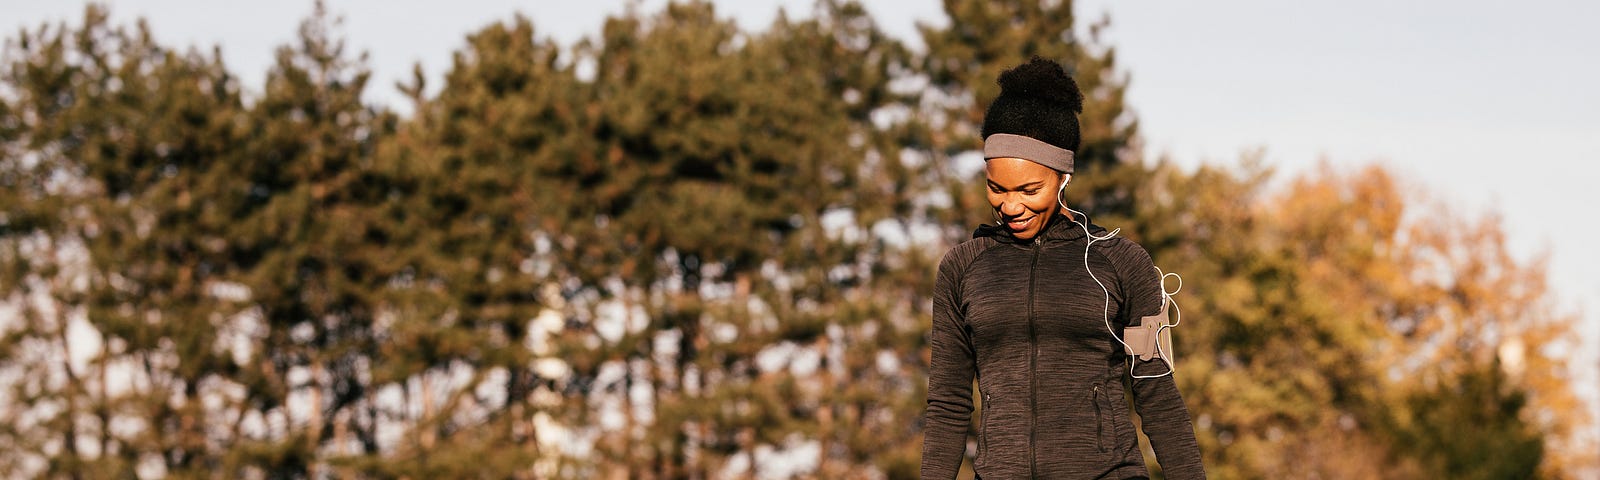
{"left": 921, "top": 58, "right": 1205, "bottom": 479}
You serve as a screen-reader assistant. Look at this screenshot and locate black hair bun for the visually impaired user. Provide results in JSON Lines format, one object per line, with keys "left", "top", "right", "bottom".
{"left": 981, "top": 56, "right": 1084, "bottom": 153}
{"left": 996, "top": 56, "right": 1083, "bottom": 114}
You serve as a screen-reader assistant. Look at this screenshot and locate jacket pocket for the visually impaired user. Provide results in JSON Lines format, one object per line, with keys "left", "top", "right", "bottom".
{"left": 1092, "top": 385, "right": 1111, "bottom": 453}
{"left": 979, "top": 392, "right": 991, "bottom": 459}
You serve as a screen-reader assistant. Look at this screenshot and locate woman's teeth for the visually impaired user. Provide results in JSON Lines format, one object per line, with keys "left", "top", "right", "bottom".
{"left": 1008, "top": 217, "right": 1032, "bottom": 230}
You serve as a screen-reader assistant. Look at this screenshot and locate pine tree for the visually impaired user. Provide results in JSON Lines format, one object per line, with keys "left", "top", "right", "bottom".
{"left": 338, "top": 14, "right": 567, "bottom": 477}
{"left": 556, "top": 2, "right": 903, "bottom": 476}
{"left": 219, "top": 3, "right": 401, "bottom": 476}
{"left": 0, "top": 6, "right": 256, "bottom": 477}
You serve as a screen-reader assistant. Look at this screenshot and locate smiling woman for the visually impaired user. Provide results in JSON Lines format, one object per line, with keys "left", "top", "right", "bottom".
{"left": 985, "top": 157, "right": 1066, "bottom": 240}
{"left": 922, "top": 57, "right": 1206, "bottom": 479}
{"left": 985, "top": 156, "right": 1062, "bottom": 238}
{"left": 979, "top": 57, "right": 1083, "bottom": 240}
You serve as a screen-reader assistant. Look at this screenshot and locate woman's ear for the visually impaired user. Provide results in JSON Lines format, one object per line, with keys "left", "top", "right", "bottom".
{"left": 1059, "top": 173, "right": 1072, "bottom": 192}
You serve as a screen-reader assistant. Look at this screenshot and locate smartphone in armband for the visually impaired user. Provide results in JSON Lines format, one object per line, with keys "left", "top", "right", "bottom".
{"left": 1123, "top": 297, "right": 1173, "bottom": 362}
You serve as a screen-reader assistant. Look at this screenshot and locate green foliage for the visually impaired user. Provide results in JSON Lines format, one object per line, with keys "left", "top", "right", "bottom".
{"left": 0, "top": 1, "right": 1584, "bottom": 479}
{"left": 1, "top": 5, "right": 257, "bottom": 477}
{"left": 1381, "top": 362, "right": 1544, "bottom": 479}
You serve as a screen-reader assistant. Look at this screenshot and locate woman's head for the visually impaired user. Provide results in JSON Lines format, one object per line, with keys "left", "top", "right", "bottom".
{"left": 981, "top": 57, "right": 1084, "bottom": 240}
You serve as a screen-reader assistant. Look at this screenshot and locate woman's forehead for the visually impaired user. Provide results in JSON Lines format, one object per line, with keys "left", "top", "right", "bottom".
{"left": 985, "top": 157, "right": 1059, "bottom": 184}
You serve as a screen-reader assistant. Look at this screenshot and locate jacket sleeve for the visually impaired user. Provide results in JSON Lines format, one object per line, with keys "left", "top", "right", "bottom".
{"left": 1116, "top": 242, "right": 1207, "bottom": 479}
{"left": 921, "top": 248, "right": 976, "bottom": 479}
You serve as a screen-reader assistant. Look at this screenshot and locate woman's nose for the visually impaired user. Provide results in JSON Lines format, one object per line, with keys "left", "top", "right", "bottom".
{"left": 999, "top": 198, "right": 1026, "bottom": 216}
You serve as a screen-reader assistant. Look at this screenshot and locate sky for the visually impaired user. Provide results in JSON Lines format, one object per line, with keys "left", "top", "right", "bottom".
{"left": 7, "top": 0, "right": 1598, "bottom": 437}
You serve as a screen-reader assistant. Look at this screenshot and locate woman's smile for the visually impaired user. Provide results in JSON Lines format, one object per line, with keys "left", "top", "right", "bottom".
{"left": 1005, "top": 215, "right": 1036, "bottom": 232}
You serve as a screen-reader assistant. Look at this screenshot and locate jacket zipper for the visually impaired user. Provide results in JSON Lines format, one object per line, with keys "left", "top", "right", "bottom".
{"left": 1027, "top": 242, "right": 1040, "bottom": 477}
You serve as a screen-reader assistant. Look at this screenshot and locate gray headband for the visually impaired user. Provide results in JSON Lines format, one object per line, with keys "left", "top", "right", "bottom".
{"left": 983, "top": 133, "right": 1075, "bottom": 173}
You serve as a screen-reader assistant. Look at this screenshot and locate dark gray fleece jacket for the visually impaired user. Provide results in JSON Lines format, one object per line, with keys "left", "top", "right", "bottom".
{"left": 922, "top": 213, "right": 1205, "bottom": 479}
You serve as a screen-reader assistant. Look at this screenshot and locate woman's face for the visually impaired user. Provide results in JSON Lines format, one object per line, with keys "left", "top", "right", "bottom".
{"left": 985, "top": 157, "right": 1065, "bottom": 241}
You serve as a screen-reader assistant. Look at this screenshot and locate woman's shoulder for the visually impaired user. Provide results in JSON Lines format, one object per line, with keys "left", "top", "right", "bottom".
{"left": 938, "top": 235, "right": 1002, "bottom": 275}
{"left": 1094, "top": 234, "right": 1151, "bottom": 257}
{"left": 1087, "top": 233, "right": 1156, "bottom": 275}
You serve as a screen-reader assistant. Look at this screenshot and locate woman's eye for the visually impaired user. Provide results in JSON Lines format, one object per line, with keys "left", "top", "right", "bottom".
{"left": 1024, "top": 189, "right": 1040, "bottom": 195}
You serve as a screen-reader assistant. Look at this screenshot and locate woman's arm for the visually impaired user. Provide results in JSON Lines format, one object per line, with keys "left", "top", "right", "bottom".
{"left": 1116, "top": 243, "right": 1206, "bottom": 479}
{"left": 1130, "top": 357, "right": 1205, "bottom": 479}
{"left": 921, "top": 250, "right": 977, "bottom": 480}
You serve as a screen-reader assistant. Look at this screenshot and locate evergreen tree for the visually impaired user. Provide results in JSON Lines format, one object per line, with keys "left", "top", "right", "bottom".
{"left": 218, "top": 3, "right": 402, "bottom": 476}
{"left": 0, "top": 6, "right": 256, "bottom": 477}
{"left": 531, "top": 2, "right": 922, "bottom": 476}
{"left": 341, "top": 14, "right": 570, "bottom": 478}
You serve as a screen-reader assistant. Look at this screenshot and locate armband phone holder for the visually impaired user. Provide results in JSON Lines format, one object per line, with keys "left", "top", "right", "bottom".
{"left": 1123, "top": 296, "right": 1173, "bottom": 361}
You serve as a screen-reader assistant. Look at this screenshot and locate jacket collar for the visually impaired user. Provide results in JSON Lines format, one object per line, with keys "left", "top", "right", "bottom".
{"left": 973, "top": 211, "right": 1106, "bottom": 245}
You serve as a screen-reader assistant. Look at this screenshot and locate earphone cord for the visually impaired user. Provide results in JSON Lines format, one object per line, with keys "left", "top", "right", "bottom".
{"left": 1065, "top": 205, "right": 1182, "bottom": 380}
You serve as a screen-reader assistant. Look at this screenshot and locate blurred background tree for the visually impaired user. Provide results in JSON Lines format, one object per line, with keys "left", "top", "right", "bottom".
{"left": 0, "top": 6, "right": 272, "bottom": 476}
{"left": 1121, "top": 159, "right": 1581, "bottom": 478}
{"left": 0, "top": 1, "right": 1588, "bottom": 479}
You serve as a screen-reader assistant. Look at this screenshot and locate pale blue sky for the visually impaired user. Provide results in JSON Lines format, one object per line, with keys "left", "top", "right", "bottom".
{"left": 7, "top": 0, "right": 1598, "bottom": 419}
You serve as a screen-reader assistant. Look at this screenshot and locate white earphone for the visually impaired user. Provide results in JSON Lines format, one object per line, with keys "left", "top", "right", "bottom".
{"left": 1060, "top": 176, "right": 1184, "bottom": 379}
{"left": 1056, "top": 174, "right": 1072, "bottom": 212}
